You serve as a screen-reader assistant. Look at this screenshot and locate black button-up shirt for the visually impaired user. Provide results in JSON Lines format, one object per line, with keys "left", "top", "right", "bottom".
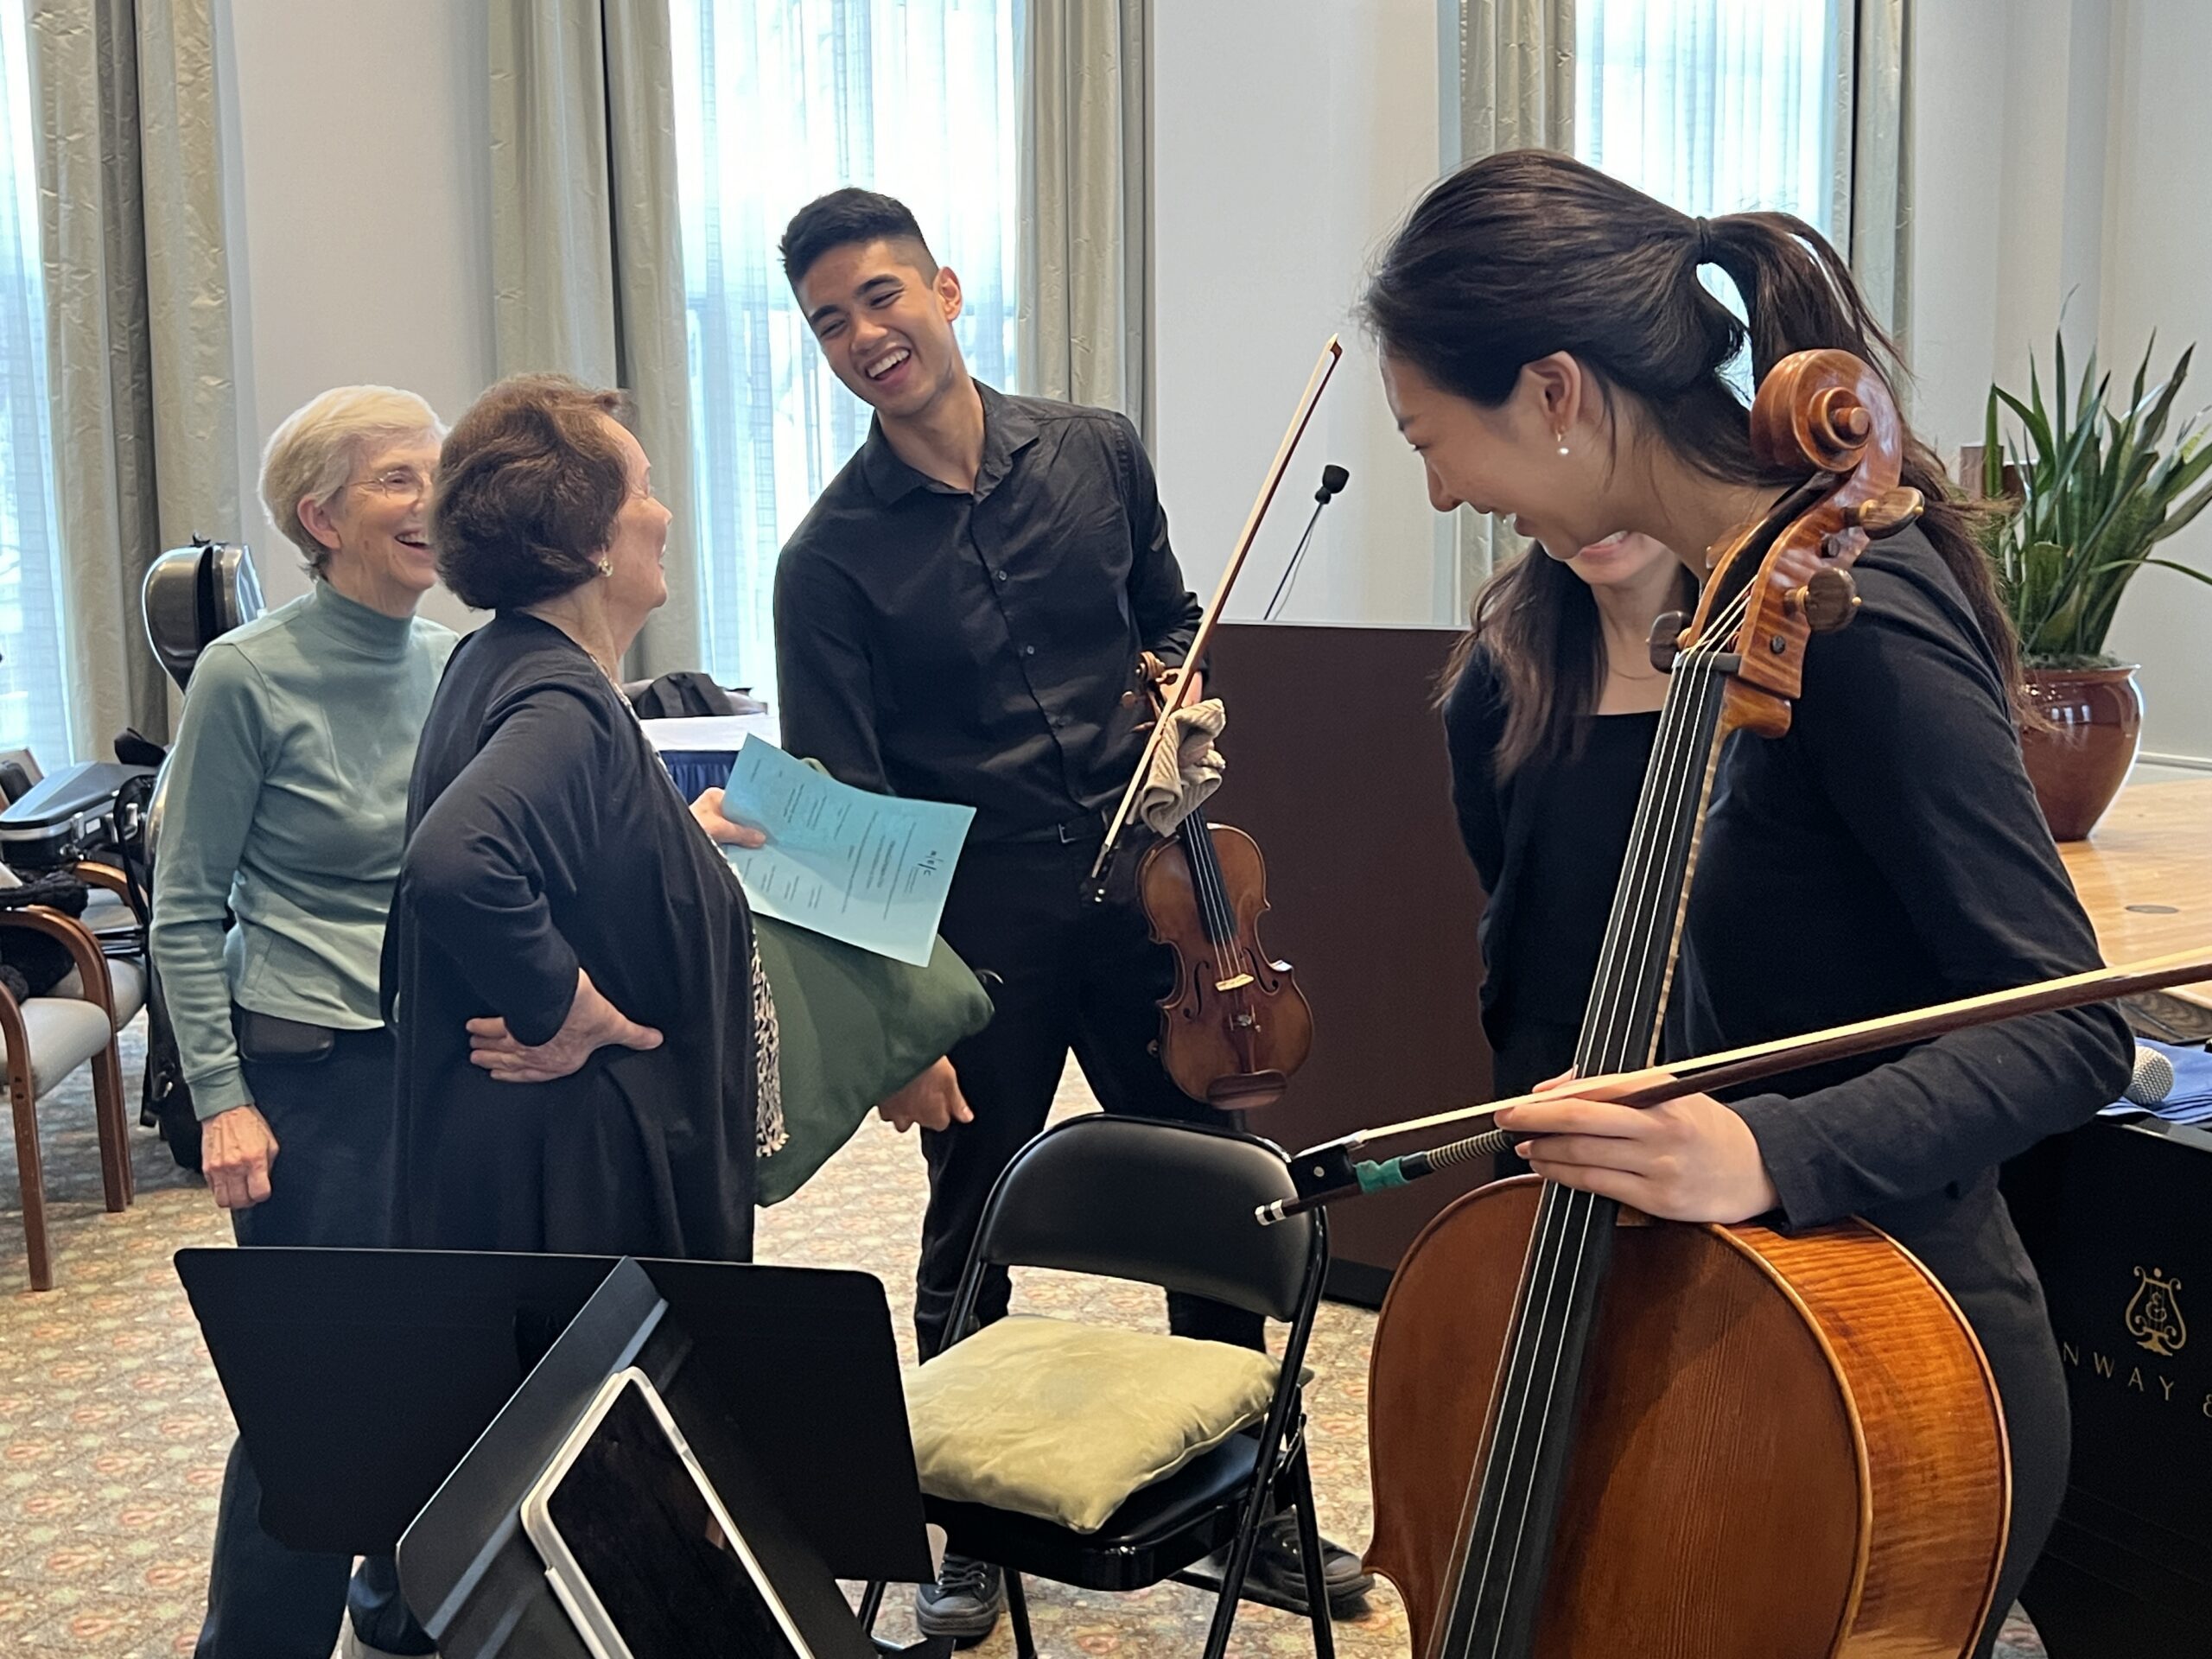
{"left": 772, "top": 385, "right": 1202, "bottom": 843}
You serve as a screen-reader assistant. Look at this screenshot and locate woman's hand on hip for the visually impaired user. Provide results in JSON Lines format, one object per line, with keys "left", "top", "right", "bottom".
{"left": 1492, "top": 1079, "right": 1782, "bottom": 1224}
{"left": 876, "top": 1057, "right": 974, "bottom": 1134}
{"left": 690, "top": 785, "right": 766, "bottom": 849}
{"left": 467, "top": 969, "right": 663, "bottom": 1084}
{"left": 202, "top": 1105, "right": 278, "bottom": 1210}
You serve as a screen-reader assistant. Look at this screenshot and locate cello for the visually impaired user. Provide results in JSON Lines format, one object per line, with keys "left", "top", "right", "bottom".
{"left": 1359, "top": 349, "right": 2012, "bottom": 1658}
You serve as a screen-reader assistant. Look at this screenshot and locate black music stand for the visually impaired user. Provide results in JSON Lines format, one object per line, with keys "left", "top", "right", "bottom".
{"left": 177, "top": 1249, "right": 942, "bottom": 1656}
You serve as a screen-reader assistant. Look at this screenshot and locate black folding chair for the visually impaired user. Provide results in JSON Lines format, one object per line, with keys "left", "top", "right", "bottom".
{"left": 867, "top": 1114, "right": 1334, "bottom": 1659}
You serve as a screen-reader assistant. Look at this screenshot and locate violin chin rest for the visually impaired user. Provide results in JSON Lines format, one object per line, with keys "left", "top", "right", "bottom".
{"left": 1207, "top": 1070, "right": 1290, "bottom": 1111}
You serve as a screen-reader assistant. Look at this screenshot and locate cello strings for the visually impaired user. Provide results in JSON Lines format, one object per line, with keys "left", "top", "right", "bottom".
{"left": 1436, "top": 608, "right": 1733, "bottom": 1643}
{"left": 1480, "top": 602, "right": 1746, "bottom": 1647}
{"left": 1451, "top": 578, "right": 1753, "bottom": 1652}
{"left": 1465, "top": 686, "right": 1729, "bottom": 1649}
{"left": 1470, "top": 648, "right": 1733, "bottom": 1649}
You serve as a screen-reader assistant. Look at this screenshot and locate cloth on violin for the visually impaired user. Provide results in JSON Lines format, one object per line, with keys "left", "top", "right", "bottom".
{"left": 1137, "top": 698, "right": 1227, "bottom": 835}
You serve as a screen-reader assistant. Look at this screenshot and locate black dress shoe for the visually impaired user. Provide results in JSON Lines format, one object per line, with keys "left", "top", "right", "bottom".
{"left": 1215, "top": 1514, "right": 1375, "bottom": 1618}
{"left": 914, "top": 1554, "right": 1005, "bottom": 1648}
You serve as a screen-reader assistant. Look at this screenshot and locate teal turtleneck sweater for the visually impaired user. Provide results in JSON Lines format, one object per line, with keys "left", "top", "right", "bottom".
{"left": 149, "top": 582, "right": 456, "bottom": 1119}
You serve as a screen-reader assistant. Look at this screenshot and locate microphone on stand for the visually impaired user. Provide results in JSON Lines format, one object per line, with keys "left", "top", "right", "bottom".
{"left": 2125, "top": 1045, "right": 2177, "bottom": 1106}
{"left": 1262, "top": 465, "right": 1351, "bottom": 621}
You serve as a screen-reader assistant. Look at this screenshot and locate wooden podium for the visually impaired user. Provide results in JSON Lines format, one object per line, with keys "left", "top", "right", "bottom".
{"left": 1205, "top": 622, "right": 1493, "bottom": 1305}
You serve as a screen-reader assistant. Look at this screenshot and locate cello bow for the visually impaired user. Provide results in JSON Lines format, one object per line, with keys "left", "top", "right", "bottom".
{"left": 1259, "top": 944, "right": 2212, "bottom": 1223}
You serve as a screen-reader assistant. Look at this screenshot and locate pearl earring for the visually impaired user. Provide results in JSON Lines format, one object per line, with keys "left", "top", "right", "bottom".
{"left": 597, "top": 557, "right": 613, "bottom": 577}
{"left": 1555, "top": 434, "right": 1571, "bottom": 457}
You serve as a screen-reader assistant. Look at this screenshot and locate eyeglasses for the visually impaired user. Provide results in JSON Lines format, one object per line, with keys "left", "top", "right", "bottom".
{"left": 352, "top": 466, "right": 434, "bottom": 500}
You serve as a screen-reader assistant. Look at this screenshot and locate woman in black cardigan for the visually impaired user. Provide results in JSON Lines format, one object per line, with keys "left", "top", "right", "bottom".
{"left": 1440, "top": 530, "right": 1691, "bottom": 1100}
{"left": 388, "top": 375, "right": 963, "bottom": 1262}
{"left": 385, "top": 374, "right": 773, "bottom": 1260}
{"left": 1365, "top": 150, "right": 2131, "bottom": 1656}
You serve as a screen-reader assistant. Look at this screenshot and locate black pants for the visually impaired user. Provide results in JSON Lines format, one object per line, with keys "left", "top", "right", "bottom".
{"left": 196, "top": 1025, "right": 434, "bottom": 1659}
{"left": 915, "top": 836, "right": 1266, "bottom": 1361}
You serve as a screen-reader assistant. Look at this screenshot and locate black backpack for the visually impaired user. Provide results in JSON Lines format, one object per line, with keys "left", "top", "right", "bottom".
{"left": 114, "top": 769, "right": 201, "bottom": 1173}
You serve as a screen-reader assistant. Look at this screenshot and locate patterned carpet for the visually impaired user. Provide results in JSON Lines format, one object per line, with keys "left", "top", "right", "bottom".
{"left": 0, "top": 1020, "right": 2050, "bottom": 1656}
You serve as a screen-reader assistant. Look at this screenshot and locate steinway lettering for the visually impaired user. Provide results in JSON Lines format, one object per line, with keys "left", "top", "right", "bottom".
{"left": 2056, "top": 1338, "right": 2208, "bottom": 1414}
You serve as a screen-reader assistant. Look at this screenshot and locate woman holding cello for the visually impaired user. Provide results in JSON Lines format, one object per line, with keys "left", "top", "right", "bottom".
{"left": 1363, "top": 150, "right": 2131, "bottom": 1656}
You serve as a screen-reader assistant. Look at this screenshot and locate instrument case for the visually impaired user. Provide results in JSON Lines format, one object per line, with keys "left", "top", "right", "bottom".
{"left": 0, "top": 761, "right": 156, "bottom": 871}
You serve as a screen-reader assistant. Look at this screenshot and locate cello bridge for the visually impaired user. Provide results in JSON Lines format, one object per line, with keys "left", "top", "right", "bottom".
{"left": 1214, "top": 973, "right": 1255, "bottom": 993}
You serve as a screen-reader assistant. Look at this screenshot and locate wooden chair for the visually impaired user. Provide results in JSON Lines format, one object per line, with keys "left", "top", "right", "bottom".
{"left": 1, "top": 902, "right": 136, "bottom": 1290}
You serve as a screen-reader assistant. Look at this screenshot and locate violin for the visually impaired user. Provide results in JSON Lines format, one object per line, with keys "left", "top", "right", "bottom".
{"left": 1132, "top": 652, "right": 1313, "bottom": 1111}
{"left": 1090, "top": 340, "right": 1344, "bottom": 1110}
{"left": 1343, "top": 350, "right": 2013, "bottom": 1659}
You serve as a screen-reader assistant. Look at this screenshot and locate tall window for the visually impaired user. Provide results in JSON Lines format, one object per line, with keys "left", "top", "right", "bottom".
{"left": 0, "top": 0, "right": 73, "bottom": 765}
{"left": 671, "top": 0, "right": 1023, "bottom": 699}
{"left": 1576, "top": 0, "right": 1850, "bottom": 243}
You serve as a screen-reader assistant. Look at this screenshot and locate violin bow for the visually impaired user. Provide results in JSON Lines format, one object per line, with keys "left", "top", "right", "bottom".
{"left": 1089, "top": 337, "right": 1344, "bottom": 887}
{"left": 1258, "top": 945, "right": 2212, "bottom": 1224}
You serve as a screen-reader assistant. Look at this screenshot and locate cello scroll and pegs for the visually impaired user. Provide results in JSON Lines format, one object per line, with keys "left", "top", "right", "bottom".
{"left": 1788, "top": 483, "right": 1923, "bottom": 633}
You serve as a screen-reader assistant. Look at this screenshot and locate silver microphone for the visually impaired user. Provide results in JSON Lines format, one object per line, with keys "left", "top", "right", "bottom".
{"left": 2125, "top": 1045, "right": 2177, "bottom": 1107}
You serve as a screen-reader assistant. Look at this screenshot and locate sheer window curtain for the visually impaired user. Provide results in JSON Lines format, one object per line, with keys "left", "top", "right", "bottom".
{"left": 1576, "top": 0, "right": 1852, "bottom": 247}
{"left": 0, "top": 0, "right": 68, "bottom": 765}
{"left": 1575, "top": 0, "right": 1912, "bottom": 364}
{"left": 671, "top": 0, "right": 1023, "bottom": 702}
{"left": 1446, "top": 0, "right": 1896, "bottom": 606}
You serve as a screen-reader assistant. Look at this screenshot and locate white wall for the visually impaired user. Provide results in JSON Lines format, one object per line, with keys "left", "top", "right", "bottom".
{"left": 213, "top": 0, "right": 495, "bottom": 632}
{"left": 1908, "top": 0, "right": 2209, "bottom": 766}
{"left": 1150, "top": 0, "right": 1451, "bottom": 628}
{"left": 2096, "top": 0, "right": 2212, "bottom": 765}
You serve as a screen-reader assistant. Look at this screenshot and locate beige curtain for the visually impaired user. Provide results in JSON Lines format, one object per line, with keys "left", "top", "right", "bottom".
{"left": 32, "top": 0, "right": 239, "bottom": 752}
{"left": 1446, "top": 0, "right": 1574, "bottom": 601}
{"left": 1019, "top": 0, "right": 1149, "bottom": 432}
{"left": 1850, "top": 0, "right": 1912, "bottom": 353}
{"left": 488, "top": 0, "right": 698, "bottom": 677}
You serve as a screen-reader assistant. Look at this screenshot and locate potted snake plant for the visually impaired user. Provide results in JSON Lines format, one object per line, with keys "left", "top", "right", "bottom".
{"left": 1980, "top": 330, "right": 2212, "bottom": 839}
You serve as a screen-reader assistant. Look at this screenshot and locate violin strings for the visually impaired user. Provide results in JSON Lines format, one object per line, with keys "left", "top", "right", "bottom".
{"left": 1446, "top": 577, "right": 1755, "bottom": 1653}
{"left": 1184, "top": 806, "right": 1238, "bottom": 950}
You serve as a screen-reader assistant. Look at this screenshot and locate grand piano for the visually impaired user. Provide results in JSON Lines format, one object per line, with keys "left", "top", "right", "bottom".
{"left": 2003, "top": 1108, "right": 2212, "bottom": 1655}
{"left": 1998, "top": 777, "right": 2212, "bottom": 1656}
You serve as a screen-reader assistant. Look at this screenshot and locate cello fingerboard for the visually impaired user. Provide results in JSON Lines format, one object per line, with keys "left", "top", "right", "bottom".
{"left": 1434, "top": 650, "right": 1733, "bottom": 1659}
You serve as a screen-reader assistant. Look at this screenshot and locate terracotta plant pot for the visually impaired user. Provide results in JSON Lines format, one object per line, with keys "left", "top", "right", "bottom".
{"left": 2019, "top": 665, "right": 2144, "bottom": 841}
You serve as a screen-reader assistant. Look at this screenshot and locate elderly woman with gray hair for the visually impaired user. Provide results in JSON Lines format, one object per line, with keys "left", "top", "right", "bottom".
{"left": 150, "top": 385, "right": 449, "bottom": 1658}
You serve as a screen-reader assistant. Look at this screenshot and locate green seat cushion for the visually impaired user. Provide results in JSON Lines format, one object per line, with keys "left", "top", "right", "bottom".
{"left": 753, "top": 915, "right": 994, "bottom": 1205}
{"left": 905, "top": 1315, "right": 1281, "bottom": 1534}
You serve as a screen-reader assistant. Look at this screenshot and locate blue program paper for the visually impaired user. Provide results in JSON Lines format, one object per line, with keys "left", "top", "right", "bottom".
{"left": 716, "top": 740, "right": 973, "bottom": 966}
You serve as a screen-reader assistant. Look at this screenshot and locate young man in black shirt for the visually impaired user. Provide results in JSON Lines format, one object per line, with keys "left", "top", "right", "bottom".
{"left": 769, "top": 189, "right": 1370, "bottom": 1643}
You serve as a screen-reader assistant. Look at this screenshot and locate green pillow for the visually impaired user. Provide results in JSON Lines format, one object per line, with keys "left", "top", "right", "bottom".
{"left": 904, "top": 1315, "right": 1281, "bottom": 1533}
{"left": 752, "top": 915, "right": 993, "bottom": 1205}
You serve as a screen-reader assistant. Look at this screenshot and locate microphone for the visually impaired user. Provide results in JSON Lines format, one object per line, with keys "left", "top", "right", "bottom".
{"left": 2125, "top": 1044, "right": 2177, "bottom": 1107}
{"left": 1264, "top": 464, "right": 1351, "bottom": 621}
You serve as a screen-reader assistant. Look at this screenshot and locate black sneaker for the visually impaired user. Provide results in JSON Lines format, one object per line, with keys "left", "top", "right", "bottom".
{"left": 1222, "top": 1514, "right": 1375, "bottom": 1618}
{"left": 915, "top": 1554, "right": 1006, "bottom": 1648}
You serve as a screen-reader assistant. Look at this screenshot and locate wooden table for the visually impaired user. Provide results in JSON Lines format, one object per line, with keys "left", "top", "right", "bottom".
{"left": 2057, "top": 776, "right": 2212, "bottom": 1009}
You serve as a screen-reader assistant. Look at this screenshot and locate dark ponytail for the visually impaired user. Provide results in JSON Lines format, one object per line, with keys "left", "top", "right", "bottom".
{"left": 1371, "top": 150, "right": 2024, "bottom": 720}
